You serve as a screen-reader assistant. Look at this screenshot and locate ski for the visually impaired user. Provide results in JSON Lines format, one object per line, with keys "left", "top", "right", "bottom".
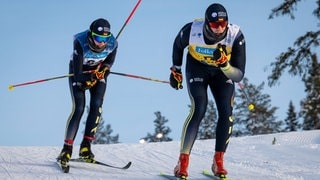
{"left": 69, "top": 158, "right": 132, "bottom": 170}
{"left": 202, "top": 169, "right": 228, "bottom": 180}
{"left": 160, "top": 172, "right": 187, "bottom": 180}
{"left": 55, "top": 160, "right": 70, "bottom": 173}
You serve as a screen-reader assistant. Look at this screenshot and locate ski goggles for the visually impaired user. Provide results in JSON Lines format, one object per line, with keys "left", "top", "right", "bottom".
{"left": 209, "top": 21, "right": 228, "bottom": 29}
{"left": 91, "top": 32, "right": 112, "bottom": 43}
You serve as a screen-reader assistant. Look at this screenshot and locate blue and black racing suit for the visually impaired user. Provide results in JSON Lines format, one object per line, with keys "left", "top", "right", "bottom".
{"left": 63, "top": 30, "right": 117, "bottom": 145}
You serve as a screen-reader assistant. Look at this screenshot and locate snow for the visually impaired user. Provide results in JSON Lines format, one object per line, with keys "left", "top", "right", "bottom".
{"left": 0, "top": 130, "right": 319, "bottom": 180}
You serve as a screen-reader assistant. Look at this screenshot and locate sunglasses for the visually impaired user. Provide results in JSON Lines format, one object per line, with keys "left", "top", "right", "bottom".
{"left": 91, "top": 32, "right": 111, "bottom": 43}
{"left": 209, "top": 21, "right": 228, "bottom": 29}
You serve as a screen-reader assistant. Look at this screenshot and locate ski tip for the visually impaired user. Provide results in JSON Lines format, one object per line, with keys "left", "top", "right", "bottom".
{"left": 123, "top": 161, "right": 132, "bottom": 169}
{"left": 202, "top": 169, "right": 210, "bottom": 174}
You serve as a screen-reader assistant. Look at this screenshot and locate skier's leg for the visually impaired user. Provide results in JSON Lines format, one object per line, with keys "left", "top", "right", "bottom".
{"left": 174, "top": 67, "right": 209, "bottom": 178}
{"left": 80, "top": 81, "right": 107, "bottom": 159}
{"left": 58, "top": 76, "right": 86, "bottom": 163}
{"left": 210, "top": 75, "right": 235, "bottom": 176}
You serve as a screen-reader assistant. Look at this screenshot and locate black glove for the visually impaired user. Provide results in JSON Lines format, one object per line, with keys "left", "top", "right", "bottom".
{"left": 213, "top": 44, "right": 228, "bottom": 67}
{"left": 93, "top": 65, "right": 110, "bottom": 80}
{"left": 170, "top": 66, "right": 183, "bottom": 90}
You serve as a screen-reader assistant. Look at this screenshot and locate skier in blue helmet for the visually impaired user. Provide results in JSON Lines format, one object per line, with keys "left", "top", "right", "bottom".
{"left": 170, "top": 3, "right": 246, "bottom": 179}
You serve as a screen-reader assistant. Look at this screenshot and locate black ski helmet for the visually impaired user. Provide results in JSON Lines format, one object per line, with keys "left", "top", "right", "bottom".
{"left": 205, "top": 3, "right": 228, "bottom": 23}
{"left": 88, "top": 18, "right": 110, "bottom": 52}
{"left": 203, "top": 3, "right": 228, "bottom": 42}
{"left": 89, "top": 18, "right": 111, "bottom": 36}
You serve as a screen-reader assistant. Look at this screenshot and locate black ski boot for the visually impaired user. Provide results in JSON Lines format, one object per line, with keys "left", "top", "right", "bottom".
{"left": 79, "top": 139, "right": 95, "bottom": 160}
{"left": 57, "top": 144, "right": 72, "bottom": 173}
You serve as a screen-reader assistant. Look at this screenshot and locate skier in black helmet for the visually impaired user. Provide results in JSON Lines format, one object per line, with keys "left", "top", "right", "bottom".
{"left": 57, "top": 18, "right": 118, "bottom": 168}
{"left": 170, "top": 3, "right": 246, "bottom": 179}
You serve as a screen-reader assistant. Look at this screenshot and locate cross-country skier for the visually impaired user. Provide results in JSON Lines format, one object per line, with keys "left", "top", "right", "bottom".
{"left": 169, "top": 3, "right": 246, "bottom": 179}
{"left": 57, "top": 18, "right": 118, "bottom": 167}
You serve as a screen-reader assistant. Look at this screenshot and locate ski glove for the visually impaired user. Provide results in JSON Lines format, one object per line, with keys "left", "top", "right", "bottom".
{"left": 170, "top": 66, "right": 183, "bottom": 90}
{"left": 94, "top": 65, "right": 110, "bottom": 80}
{"left": 79, "top": 80, "right": 97, "bottom": 90}
{"left": 213, "top": 44, "right": 228, "bottom": 67}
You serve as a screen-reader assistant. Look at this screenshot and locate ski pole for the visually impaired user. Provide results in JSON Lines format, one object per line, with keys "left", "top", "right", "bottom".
{"left": 110, "top": 71, "right": 169, "bottom": 84}
{"left": 237, "top": 82, "right": 255, "bottom": 111}
{"left": 8, "top": 69, "right": 98, "bottom": 91}
{"left": 8, "top": 70, "right": 168, "bottom": 91}
{"left": 8, "top": 74, "right": 74, "bottom": 91}
{"left": 115, "top": 0, "right": 142, "bottom": 39}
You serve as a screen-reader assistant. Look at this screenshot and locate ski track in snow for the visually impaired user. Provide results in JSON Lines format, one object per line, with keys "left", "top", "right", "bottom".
{"left": 0, "top": 130, "right": 319, "bottom": 180}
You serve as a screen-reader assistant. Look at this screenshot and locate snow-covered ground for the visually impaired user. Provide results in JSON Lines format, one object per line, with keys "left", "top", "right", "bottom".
{"left": 0, "top": 130, "right": 319, "bottom": 180}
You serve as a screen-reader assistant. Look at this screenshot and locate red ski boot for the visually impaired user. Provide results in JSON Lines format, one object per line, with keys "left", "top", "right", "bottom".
{"left": 212, "top": 151, "right": 228, "bottom": 177}
{"left": 174, "top": 153, "right": 189, "bottom": 179}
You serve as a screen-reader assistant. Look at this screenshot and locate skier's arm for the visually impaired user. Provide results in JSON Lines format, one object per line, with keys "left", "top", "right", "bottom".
{"left": 96, "top": 47, "right": 117, "bottom": 80}
{"left": 101, "top": 46, "right": 117, "bottom": 69}
{"left": 172, "top": 23, "right": 192, "bottom": 68}
{"left": 72, "top": 40, "right": 93, "bottom": 82}
{"left": 221, "top": 31, "right": 246, "bottom": 82}
{"left": 95, "top": 38, "right": 118, "bottom": 79}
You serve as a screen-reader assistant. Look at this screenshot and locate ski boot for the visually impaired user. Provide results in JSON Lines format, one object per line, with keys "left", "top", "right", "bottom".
{"left": 174, "top": 153, "right": 189, "bottom": 179}
{"left": 57, "top": 144, "right": 72, "bottom": 173}
{"left": 212, "top": 151, "right": 228, "bottom": 178}
{"left": 79, "top": 139, "right": 95, "bottom": 161}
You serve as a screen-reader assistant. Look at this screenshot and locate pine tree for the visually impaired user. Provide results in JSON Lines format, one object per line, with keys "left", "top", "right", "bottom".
{"left": 284, "top": 100, "right": 301, "bottom": 132}
{"left": 233, "top": 78, "right": 282, "bottom": 136}
{"left": 300, "top": 54, "right": 320, "bottom": 130}
{"left": 267, "top": 1, "right": 320, "bottom": 130}
{"left": 267, "top": 1, "right": 319, "bottom": 86}
{"left": 92, "top": 122, "right": 119, "bottom": 144}
{"left": 141, "top": 111, "right": 172, "bottom": 142}
{"left": 197, "top": 100, "right": 218, "bottom": 140}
